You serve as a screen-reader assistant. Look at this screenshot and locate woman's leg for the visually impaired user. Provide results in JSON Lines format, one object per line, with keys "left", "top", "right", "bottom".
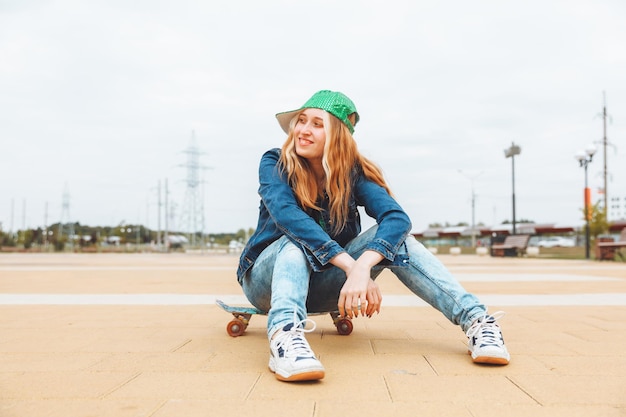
{"left": 285, "top": 226, "right": 507, "bottom": 365}
{"left": 384, "top": 234, "right": 486, "bottom": 332}
{"left": 363, "top": 228, "right": 508, "bottom": 364}
{"left": 307, "top": 226, "right": 485, "bottom": 332}
{"left": 241, "top": 236, "right": 325, "bottom": 381}
{"left": 241, "top": 236, "right": 312, "bottom": 338}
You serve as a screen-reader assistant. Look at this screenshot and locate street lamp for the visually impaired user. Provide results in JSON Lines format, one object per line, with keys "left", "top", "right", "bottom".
{"left": 504, "top": 142, "right": 522, "bottom": 235}
{"left": 575, "top": 144, "right": 597, "bottom": 259}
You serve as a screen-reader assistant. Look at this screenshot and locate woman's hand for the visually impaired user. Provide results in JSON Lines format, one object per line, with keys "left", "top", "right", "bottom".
{"left": 363, "top": 278, "right": 382, "bottom": 318}
{"left": 339, "top": 277, "right": 382, "bottom": 318}
{"left": 334, "top": 251, "right": 384, "bottom": 318}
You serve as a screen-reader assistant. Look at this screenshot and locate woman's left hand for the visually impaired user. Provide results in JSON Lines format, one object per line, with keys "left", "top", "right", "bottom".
{"left": 363, "top": 278, "right": 382, "bottom": 317}
{"left": 336, "top": 251, "right": 383, "bottom": 318}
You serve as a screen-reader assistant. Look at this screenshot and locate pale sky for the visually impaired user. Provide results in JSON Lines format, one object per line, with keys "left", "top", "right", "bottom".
{"left": 1, "top": 0, "right": 625, "bottom": 235}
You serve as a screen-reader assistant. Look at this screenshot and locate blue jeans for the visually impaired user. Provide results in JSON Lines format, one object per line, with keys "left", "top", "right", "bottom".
{"left": 241, "top": 226, "right": 487, "bottom": 338}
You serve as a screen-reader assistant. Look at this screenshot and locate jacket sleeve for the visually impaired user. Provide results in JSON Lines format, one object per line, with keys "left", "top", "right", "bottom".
{"left": 353, "top": 174, "right": 412, "bottom": 261}
{"left": 258, "top": 149, "right": 346, "bottom": 268}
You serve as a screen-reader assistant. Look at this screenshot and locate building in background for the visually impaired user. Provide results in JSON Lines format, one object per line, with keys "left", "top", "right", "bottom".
{"left": 609, "top": 191, "right": 626, "bottom": 221}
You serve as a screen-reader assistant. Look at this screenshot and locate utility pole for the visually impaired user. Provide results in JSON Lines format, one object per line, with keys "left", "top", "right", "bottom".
{"left": 601, "top": 92, "right": 608, "bottom": 219}
{"left": 43, "top": 201, "right": 48, "bottom": 248}
{"left": 21, "top": 199, "right": 26, "bottom": 231}
{"left": 10, "top": 198, "right": 15, "bottom": 236}
{"left": 20, "top": 199, "right": 26, "bottom": 246}
{"left": 595, "top": 91, "right": 619, "bottom": 224}
{"left": 59, "top": 184, "right": 73, "bottom": 249}
{"left": 157, "top": 179, "right": 162, "bottom": 249}
{"left": 458, "top": 170, "right": 483, "bottom": 247}
{"left": 164, "top": 178, "right": 169, "bottom": 251}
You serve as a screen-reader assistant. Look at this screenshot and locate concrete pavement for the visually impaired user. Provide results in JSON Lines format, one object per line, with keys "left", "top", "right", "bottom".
{"left": 0, "top": 253, "right": 625, "bottom": 417}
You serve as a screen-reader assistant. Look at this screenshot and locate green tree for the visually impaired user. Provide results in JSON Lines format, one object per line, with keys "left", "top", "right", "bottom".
{"left": 587, "top": 201, "right": 609, "bottom": 240}
{"left": 23, "top": 229, "right": 36, "bottom": 249}
{"left": 0, "top": 231, "right": 16, "bottom": 247}
{"left": 427, "top": 222, "right": 469, "bottom": 228}
{"left": 501, "top": 218, "right": 534, "bottom": 224}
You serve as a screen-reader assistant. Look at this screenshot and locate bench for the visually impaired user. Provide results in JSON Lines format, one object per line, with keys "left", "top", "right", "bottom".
{"left": 596, "top": 228, "right": 626, "bottom": 261}
{"left": 491, "top": 234, "right": 530, "bottom": 257}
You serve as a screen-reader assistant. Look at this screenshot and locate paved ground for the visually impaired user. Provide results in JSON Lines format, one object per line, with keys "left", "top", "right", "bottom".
{"left": 0, "top": 252, "right": 625, "bottom": 417}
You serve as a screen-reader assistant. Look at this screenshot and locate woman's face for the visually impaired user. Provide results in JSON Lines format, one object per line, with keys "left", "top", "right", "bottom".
{"left": 293, "top": 108, "right": 326, "bottom": 163}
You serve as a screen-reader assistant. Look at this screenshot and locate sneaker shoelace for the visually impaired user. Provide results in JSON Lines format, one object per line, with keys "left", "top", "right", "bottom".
{"left": 466, "top": 311, "right": 505, "bottom": 348}
{"left": 273, "top": 317, "right": 317, "bottom": 360}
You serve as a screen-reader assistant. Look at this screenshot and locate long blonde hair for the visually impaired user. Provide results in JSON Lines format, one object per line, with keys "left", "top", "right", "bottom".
{"left": 280, "top": 110, "right": 391, "bottom": 235}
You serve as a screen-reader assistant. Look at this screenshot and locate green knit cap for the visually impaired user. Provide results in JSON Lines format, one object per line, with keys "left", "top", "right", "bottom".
{"left": 276, "top": 90, "right": 360, "bottom": 134}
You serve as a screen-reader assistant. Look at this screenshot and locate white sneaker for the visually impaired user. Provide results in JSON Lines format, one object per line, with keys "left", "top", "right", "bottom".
{"left": 269, "top": 320, "right": 325, "bottom": 382}
{"left": 466, "top": 311, "right": 510, "bottom": 365}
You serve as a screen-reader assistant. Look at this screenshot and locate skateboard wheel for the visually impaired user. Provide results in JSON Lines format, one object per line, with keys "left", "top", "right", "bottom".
{"left": 226, "top": 319, "right": 246, "bottom": 337}
{"left": 336, "top": 318, "right": 353, "bottom": 335}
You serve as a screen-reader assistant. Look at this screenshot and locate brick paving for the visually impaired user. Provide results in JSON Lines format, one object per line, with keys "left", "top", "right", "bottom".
{"left": 0, "top": 253, "right": 625, "bottom": 417}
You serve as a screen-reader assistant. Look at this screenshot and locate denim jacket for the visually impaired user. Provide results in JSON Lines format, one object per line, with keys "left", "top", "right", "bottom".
{"left": 236, "top": 148, "right": 412, "bottom": 282}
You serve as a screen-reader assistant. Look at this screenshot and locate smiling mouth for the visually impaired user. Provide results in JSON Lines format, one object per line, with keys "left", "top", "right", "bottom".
{"left": 298, "top": 137, "right": 313, "bottom": 145}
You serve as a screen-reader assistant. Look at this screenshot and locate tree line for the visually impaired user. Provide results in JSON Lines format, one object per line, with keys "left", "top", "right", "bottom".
{"left": 0, "top": 222, "right": 254, "bottom": 252}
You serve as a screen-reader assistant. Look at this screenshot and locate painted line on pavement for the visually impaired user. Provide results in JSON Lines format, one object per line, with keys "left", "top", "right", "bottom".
{"left": 0, "top": 266, "right": 234, "bottom": 271}
{"left": 0, "top": 267, "right": 619, "bottom": 282}
{"left": 0, "top": 293, "right": 625, "bottom": 306}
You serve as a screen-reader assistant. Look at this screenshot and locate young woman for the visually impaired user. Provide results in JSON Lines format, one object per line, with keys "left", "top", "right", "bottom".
{"left": 237, "top": 90, "right": 510, "bottom": 382}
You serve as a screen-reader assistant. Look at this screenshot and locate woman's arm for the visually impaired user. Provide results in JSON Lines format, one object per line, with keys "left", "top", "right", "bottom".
{"left": 258, "top": 149, "right": 346, "bottom": 267}
{"left": 333, "top": 174, "right": 412, "bottom": 318}
{"left": 354, "top": 175, "right": 412, "bottom": 261}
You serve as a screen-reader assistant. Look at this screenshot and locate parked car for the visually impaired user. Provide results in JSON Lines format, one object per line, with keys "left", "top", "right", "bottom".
{"left": 536, "top": 237, "right": 576, "bottom": 248}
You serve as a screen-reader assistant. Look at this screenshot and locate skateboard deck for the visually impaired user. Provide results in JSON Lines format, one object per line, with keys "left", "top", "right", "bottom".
{"left": 216, "top": 299, "right": 353, "bottom": 337}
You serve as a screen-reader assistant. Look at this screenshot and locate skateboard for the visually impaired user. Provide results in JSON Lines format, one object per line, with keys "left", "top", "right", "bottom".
{"left": 216, "top": 299, "right": 353, "bottom": 337}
